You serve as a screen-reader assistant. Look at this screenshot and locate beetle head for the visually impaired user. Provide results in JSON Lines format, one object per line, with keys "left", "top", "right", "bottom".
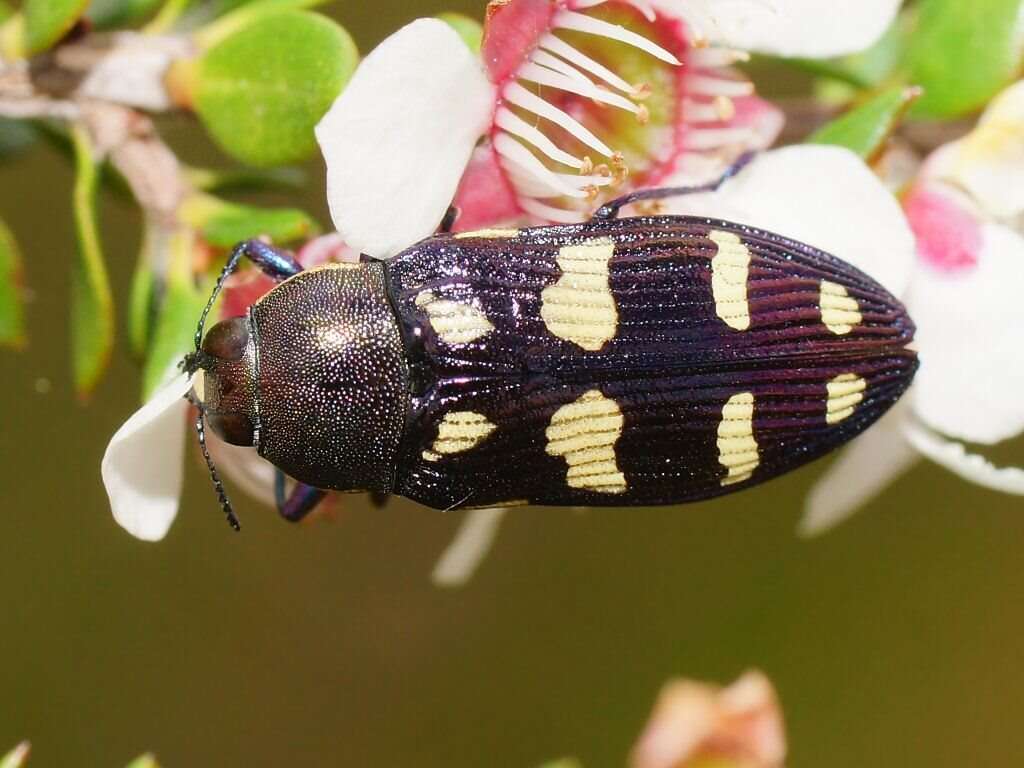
{"left": 193, "top": 316, "right": 259, "bottom": 447}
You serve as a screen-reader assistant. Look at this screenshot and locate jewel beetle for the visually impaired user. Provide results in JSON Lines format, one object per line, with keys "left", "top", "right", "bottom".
{"left": 183, "top": 172, "right": 917, "bottom": 529}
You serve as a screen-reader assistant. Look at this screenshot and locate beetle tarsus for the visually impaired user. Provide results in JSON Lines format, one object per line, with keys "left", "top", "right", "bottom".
{"left": 439, "top": 205, "right": 459, "bottom": 234}
{"left": 592, "top": 150, "right": 757, "bottom": 220}
{"left": 274, "top": 469, "right": 327, "bottom": 522}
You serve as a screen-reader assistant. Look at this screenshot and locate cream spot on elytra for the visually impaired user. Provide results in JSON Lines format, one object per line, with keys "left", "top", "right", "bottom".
{"left": 717, "top": 392, "right": 759, "bottom": 486}
{"left": 545, "top": 389, "right": 627, "bottom": 494}
{"left": 710, "top": 230, "right": 752, "bottom": 331}
{"left": 826, "top": 373, "right": 866, "bottom": 424}
{"left": 453, "top": 228, "right": 520, "bottom": 239}
{"left": 540, "top": 238, "right": 618, "bottom": 351}
{"left": 415, "top": 290, "right": 494, "bottom": 345}
{"left": 422, "top": 411, "right": 497, "bottom": 462}
{"left": 820, "top": 280, "right": 863, "bottom": 335}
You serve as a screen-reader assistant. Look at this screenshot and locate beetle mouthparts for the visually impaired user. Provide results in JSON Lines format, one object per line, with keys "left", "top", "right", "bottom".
{"left": 181, "top": 350, "right": 212, "bottom": 376}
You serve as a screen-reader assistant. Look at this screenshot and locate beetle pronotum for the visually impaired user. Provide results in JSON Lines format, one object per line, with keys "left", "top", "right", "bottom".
{"left": 184, "top": 169, "right": 917, "bottom": 529}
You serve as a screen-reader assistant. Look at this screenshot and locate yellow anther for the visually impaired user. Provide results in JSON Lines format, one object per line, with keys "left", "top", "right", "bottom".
{"left": 580, "top": 156, "right": 594, "bottom": 175}
{"left": 714, "top": 95, "right": 736, "bottom": 121}
{"left": 636, "top": 103, "right": 650, "bottom": 125}
{"left": 632, "top": 82, "right": 652, "bottom": 101}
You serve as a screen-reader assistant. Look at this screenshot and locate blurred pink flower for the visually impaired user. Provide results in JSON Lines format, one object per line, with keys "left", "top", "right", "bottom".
{"left": 631, "top": 671, "right": 786, "bottom": 768}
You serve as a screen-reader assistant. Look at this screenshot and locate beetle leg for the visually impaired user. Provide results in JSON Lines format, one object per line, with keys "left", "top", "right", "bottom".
{"left": 368, "top": 490, "right": 391, "bottom": 509}
{"left": 592, "top": 151, "right": 756, "bottom": 220}
{"left": 438, "top": 205, "right": 459, "bottom": 234}
{"left": 275, "top": 469, "right": 327, "bottom": 523}
{"left": 236, "top": 239, "right": 304, "bottom": 280}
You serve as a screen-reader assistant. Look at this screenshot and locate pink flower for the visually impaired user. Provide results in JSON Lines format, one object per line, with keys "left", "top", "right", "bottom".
{"left": 315, "top": 1, "right": 901, "bottom": 257}
{"left": 630, "top": 670, "right": 786, "bottom": 768}
{"left": 804, "top": 80, "right": 1024, "bottom": 535}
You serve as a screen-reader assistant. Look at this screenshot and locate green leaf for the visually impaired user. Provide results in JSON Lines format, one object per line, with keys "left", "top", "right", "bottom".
{"left": 124, "top": 753, "right": 160, "bottom": 768}
{"left": 178, "top": 193, "right": 319, "bottom": 247}
{"left": 184, "top": 164, "right": 305, "bottom": 193}
{"left": 438, "top": 12, "right": 483, "bottom": 53}
{"left": 87, "top": 0, "right": 163, "bottom": 29}
{"left": 191, "top": 10, "right": 358, "bottom": 166}
{"left": 807, "top": 85, "right": 922, "bottom": 159}
{"left": 906, "top": 0, "right": 1024, "bottom": 118}
{"left": 0, "top": 742, "right": 30, "bottom": 768}
{"left": 141, "top": 229, "right": 207, "bottom": 398}
{"left": 70, "top": 125, "right": 115, "bottom": 398}
{"left": 128, "top": 221, "right": 169, "bottom": 360}
{"left": 23, "top": 0, "right": 89, "bottom": 55}
{"left": 0, "top": 216, "right": 27, "bottom": 348}
{"left": 193, "top": 0, "right": 331, "bottom": 49}
{"left": 0, "top": 3, "right": 13, "bottom": 24}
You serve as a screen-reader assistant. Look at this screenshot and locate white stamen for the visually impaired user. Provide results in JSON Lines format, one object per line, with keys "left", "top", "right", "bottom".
{"left": 684, "top": 96, "right": 737, "bottom": 123}
{"left": 555, "top": 172, "right": 615, "bottom": 187}
{"left": 570, "top": 0, "right": 657, "bottom": 23}
{"left": 518, "top": 61, "right": 642, "bottom": 114}
{"left": 530, "top": 49, "right": 594, "bottom": 87}
{"left": 539, "top": 34, "right": 637, "bottom": 95}
{"left": 685, "top": 126, "right": 757, "bottom": 150}
{"left": 688, "top": 75, "right": 756, "bottom": 98}
{"left": 519, "top": 197, "right": 587, "bottom": 223}
{"left": 431, "top": 507, "right": 508, "bottom": 588}
{"left": 504, "top": 82, "right": 615, "bottom": 158}
{"left": 506, "top": 165, "right": 567, "bottom": 198}
{"left": 494, "top": 133, "right": 589, "bottom": 198}
{"left": 496, "top": 109, "right": 584, "bottom": 169}
{"left": 689, "top": 46, "right": 751, "bottom": 68}
{"left": 554, "top": 10, "right": 681, "bottom": 65}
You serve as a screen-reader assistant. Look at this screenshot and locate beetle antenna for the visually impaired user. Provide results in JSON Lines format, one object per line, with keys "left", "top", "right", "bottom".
{"left": 190, "top": 243, "right": 250, "bottom": 358}
{"left": 187, "top": 390, "right": 242, "bottom": 532}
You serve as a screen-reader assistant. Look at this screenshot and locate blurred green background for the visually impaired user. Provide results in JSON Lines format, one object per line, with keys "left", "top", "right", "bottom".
{"left": 2, "top": 1, "right": 1024, "bottom": 766}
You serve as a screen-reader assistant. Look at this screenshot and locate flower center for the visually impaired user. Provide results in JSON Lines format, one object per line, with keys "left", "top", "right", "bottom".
{"left": 482, "top": 0, "right": 756, "bottom": 222}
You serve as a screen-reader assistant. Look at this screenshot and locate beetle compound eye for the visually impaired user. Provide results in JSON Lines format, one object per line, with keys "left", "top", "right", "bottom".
{"left": 201, "top": 317, "right": 250, "bottom": 361}
{"left": 207, "top": 412, "right": 256, "bottom": 447}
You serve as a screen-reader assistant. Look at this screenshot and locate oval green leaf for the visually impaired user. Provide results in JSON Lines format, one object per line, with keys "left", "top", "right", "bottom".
{"left": 0, "top": 215, "right": 27, "bottom": 348}
{"left": 808, "top": 85, "right": 922, "bottom": 160}
{"left": 192, "top": 10, "right": 358, "bottom": 166}
{"left": 23, "top": 0, "right": 89, "bottom": 55}
{"left": 437, "top": 12, "right": 483, "bottom": 54}
{"left": 70, "top": 125, "right": 115, "bottom": 398}
{"left": 906, "top": 0, "right": 1024, "bottom": 119}
{"left": 178, "top": 193, "right": 319, "bottom": 247}
{"left": 141, "top": 229, "right": 207, "bottom": 399}
{"left": 87, "top": 0, "right": 163, "bottom": 29}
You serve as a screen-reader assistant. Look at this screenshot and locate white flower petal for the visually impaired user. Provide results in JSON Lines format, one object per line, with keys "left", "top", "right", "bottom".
{"left": 904, "top": 421, "right": 1024, "bottom": 496}
{"left": 431, "top": 507, "right": 507, "bottom": 588}
{"left": 101, "top": 372, "right": 193, "bottom": 541}
{"left": 655, "top": 0, "right": 901, "bottom": 58}
{"left": 909, "top": 223, "right": 1024, "bottom": 444}
{"left": 316, "top": 18, "right": 495, "bottom": 258}
{"left": 943, "top": 80, "right": 1024, "bottom": 221}
{"left": 666, "top": 145, "right": 916, "bottom": 296}
{"left": 800, "top": 407, "right": 918, "bottom": 537}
